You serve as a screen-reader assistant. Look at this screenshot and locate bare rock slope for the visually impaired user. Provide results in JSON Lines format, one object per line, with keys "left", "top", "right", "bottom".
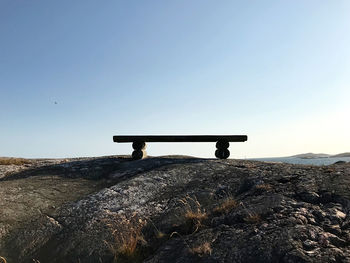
{"left": 1, "top": 156, "right": 350, "bottom": 263}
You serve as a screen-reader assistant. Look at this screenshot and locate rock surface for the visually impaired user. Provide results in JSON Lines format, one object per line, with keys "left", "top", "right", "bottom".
{"left": 1, "top": 156, "right": 350, "bottom": 263}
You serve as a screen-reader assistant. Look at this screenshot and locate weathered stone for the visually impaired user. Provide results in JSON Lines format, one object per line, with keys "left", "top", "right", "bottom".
{"left": 0, "top": 156, "right": 350, "bottom": 262}
{"left": 298, "top": 191, "right": 320, "bottom": 204}
{"left": 324, "top": 224, "right": 342, "bottom": 236}
{"left": 334, "top": 161, "right": 347, "bottom": 165}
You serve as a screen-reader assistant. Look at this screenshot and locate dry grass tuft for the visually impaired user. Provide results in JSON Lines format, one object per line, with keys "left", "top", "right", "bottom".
{"left": 255, "top": 184, "right": 272, "bottom": 191}
{"left": 213, "top": 198, "right": 238, "bottom": 214}
{"left": 0, "top": 256, "right": 7, "bottom": 263}
{"left": 118, "top": 232, "right": 144, "bottom": 259}
{"left": 244, "top": 213, "right": 261, "bottom": 224}
{"left": 104, "top": 214, "right": 147, "bottom": 263}
{"left": 155, "top": 231, "right": 166, "bottom": 239}
{"left": 148, "top": 219, "right": 166, "bottom": 240}
{"left": 190, "top": 242, "right": 212, "bottom": 257}
{"left": 239, "top": 202, "right": 262, "bottom": 224}
{"left": 185, "top": 209, "right": 207, "bottom": 221}
{"left": 180, "top": 196, "right": 207, "bottom": 233}
{"left": 0, "top": 157, "right": 31, "bottom": 165}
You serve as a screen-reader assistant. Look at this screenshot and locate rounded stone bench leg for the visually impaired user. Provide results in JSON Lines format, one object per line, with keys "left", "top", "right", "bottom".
{"left": 132, "top": 141, "right": 147, "bottom": 160}
{"left": 215, "top": 140, "right": 230, "bottom": 159}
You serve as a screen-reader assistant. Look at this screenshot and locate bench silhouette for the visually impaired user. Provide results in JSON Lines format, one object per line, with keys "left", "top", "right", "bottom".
{"left": 113, "top": 135, "right": 248, "bottom": 160}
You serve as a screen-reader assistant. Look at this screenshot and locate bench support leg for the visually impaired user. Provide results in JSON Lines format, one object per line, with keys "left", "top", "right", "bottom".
{"left": 132, "top": 141, "right": 147, "bottom": 160}
{"left": 215, "top": 140, "right": 230, "bottom": 159}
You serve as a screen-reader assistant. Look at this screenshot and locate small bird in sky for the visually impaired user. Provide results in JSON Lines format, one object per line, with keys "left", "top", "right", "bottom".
{"left": 54, "top": 101, "right": 58, "bottom": 105}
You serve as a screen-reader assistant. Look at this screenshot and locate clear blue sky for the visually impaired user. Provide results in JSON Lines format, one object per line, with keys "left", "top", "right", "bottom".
{"left": 1, "top": 0, "right": 349, "bottom": 158}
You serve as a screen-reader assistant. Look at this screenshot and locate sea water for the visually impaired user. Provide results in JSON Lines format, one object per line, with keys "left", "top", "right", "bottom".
{"left": 250, "top": 157, "right": 350, "bottom": 166}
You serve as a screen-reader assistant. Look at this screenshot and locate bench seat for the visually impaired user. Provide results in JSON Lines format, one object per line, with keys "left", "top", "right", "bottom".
{"left": 113, "top": 135, "right": 248, "bottom": 160}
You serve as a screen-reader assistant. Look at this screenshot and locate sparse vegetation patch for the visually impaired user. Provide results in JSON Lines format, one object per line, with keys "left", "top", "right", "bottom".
{"left": 190, "top": 242, "right": 212, "bottom": 257}
{"left": 244, "top": 213, "right": 261, "bottom": 224}
{"left": 180, "top": 196, "right": 207, "bottom": 233}
{"left": 255, "top": 183, "right": 272, "bottom": 192}
{"left": 104, "top": 214, "right": 147, "bottom": 263}
{"left": 213, "top": 197, "right": 238, "bottom": 214}
{"left": 0, "top": 157, "right": 31, "bottom": 165}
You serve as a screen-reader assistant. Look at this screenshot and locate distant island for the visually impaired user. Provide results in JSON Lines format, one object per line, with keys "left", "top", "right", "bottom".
{"left": 290, "top": 152, "right": 350, "bottom": 159}
{"left": 331, "top": 152, "right": 350, "bottom": 158}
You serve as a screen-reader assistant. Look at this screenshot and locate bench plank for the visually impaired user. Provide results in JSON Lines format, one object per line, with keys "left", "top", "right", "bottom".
{"left": 113, "top": 135, "right": 248, "bottom": 143}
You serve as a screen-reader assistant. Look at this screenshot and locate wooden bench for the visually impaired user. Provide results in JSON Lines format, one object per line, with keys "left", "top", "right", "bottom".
{"left": 113, "top": 135, "right": 248, "bottom": 160}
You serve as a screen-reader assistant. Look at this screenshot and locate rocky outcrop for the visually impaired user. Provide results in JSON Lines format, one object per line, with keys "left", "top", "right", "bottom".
{"left": 1, "top": 156, "right": 350, "bottom": 262}
{"left": 334, "top": 161, "right": 347, "bottom": 165}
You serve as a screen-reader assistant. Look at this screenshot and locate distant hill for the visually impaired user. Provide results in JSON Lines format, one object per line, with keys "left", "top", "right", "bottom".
{"left": 290, "top": 153, "right": 330, "bottom": 159}
{"left": 331, "top": 152, "right": 350, "bottom": 158}
{"left": 289, "top": 152, "right": 350, "bottom": 159}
